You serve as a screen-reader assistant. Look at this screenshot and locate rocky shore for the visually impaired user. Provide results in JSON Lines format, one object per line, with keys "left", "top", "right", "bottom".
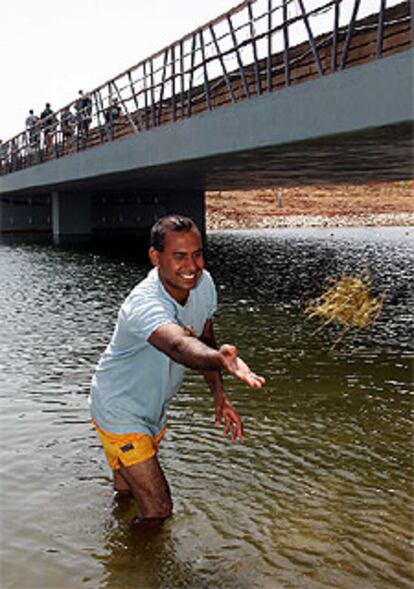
{"left": 205, "top": 183, "right": 414, "bottom": 230}
{"left": 207, "top": 211, "right": 414, "bottom": 230}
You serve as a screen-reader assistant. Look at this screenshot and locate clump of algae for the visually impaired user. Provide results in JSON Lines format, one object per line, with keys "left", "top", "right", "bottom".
{"left": 305, "top": 271, "right": 385, "bottom": 347}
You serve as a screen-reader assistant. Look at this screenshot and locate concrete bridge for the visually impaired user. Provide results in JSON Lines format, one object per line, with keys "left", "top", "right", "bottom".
{"left": 0, "top": 0, "right": 412, "bottom": 243}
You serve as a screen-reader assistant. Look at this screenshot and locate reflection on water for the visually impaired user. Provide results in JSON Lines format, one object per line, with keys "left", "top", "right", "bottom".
{"left": 0, "top": 227, "right": 413, "bottom": 589}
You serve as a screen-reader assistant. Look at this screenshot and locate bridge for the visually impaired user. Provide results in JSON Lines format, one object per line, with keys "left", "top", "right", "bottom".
{"left": 0, "top": 0, "right": 412, "bottom": 243}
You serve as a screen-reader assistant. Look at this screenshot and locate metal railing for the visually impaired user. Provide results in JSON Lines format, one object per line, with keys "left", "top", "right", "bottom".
{"left": 0, "top": 0, "right": 411, "bottom": 176}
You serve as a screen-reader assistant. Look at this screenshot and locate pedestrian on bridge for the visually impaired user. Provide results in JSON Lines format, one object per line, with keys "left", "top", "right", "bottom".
{"left": 104, "top": 98, "right": 122, "bottom": 140}
{"left": 61, "top": 107, "right": 76, "bottom": 150}
{"left": 25, "top": 109, "right": 40, "bottom": 149}
{"left": 0, "top": 139, "right": 5, "bottom": 173}
{"left": 89, "top": 215, "right": 265, "bottom": 529}
{"left": 75, "top": 90, "right": 92, "bottom": 144}
{"left": 40, "top": 103, "right": 57, "bottom": 152}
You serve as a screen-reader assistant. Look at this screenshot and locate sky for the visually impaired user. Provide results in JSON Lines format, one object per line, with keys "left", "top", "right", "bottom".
{"left": 0, "top": 0, "right": 239, "bottom": 140}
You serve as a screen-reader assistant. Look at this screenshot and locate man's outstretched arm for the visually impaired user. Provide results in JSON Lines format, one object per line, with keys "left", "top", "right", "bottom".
{"left": 148, "top": 322, "right": 265, "bottom": 389}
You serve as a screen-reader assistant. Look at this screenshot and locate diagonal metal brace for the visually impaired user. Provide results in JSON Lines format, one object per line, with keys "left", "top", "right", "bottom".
{"left": 209, "top": 24, "right": 237, "bottom": 104}
{"left": 297, "top": 0, "right": 324, "bottom": 77}
{"left": 340, "top": 0, "right": 361, "bottom": 70}
{"left": 111, "top": 80, "right": 139, "bottom": 134}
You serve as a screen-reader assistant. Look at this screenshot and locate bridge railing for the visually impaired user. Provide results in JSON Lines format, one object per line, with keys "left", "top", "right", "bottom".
{"left": 0, "top": 0, "right": 411, "bottom": 177}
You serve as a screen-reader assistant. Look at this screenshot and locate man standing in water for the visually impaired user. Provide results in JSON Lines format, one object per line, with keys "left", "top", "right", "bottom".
{"left": 90, "top": 215, "right": 265, "bottom": 528}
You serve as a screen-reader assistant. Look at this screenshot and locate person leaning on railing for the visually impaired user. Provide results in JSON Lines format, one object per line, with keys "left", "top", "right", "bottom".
{"left": 0, "top": 139, "right": 5, "bottom": 174}
{"left": 10, "top": 139, "right": 19, "bottom": 171}
{"left": 61, "top": 107, "right": 76, "bottom": 150}
{"left": 104, "top": 98, "right": 122, "bottom": 139}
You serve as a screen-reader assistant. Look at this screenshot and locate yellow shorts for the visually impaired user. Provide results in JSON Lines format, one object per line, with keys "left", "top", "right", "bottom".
{"left": 92, "top": 420, "right": 166, "bottom": 470}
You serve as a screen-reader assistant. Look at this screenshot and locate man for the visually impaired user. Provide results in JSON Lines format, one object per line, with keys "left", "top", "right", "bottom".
{"left": 0, "top": 139, "right": 6, "bottom": 173}
{"left": 75, "top": 90, "right": 92, "bottom": 140}
{"left": 104, "top": 98, "right": 122, "bottom": 124}
{"left": 60, "top": 107, "right": 75, "bottom": 148}
{"left": 25, "top": 109, "right": 39, "bottom": 148}
{"left": 40, "top": 103, "right": 56, "bottom": 150}
{"left": 104, "top": 98, "right": 122, "bottom": 140}
{"left": 89, "top": 215, "right": 265, "bottom": 528}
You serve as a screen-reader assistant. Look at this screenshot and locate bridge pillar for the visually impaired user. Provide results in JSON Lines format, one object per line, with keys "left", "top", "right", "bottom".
{"left": 52, "top": 191, "right": 91, "bottom": 245}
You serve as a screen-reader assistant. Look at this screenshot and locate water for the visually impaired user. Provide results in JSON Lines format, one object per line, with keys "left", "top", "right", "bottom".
{"left": 0, "top": 226, "right": 413, "bottom": 589}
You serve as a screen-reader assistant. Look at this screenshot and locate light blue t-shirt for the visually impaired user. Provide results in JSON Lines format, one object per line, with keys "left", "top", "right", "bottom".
{"left": 89, "top": 268, "right": 217, "bottom": 435}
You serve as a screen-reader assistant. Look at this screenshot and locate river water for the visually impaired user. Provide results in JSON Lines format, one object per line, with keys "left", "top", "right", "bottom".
{"left": 0, "top": 227, "right": 413, "bottom": 589}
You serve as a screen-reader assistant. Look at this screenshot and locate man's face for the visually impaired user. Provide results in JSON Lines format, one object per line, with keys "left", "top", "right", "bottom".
{"left": 150, "top": 228, "right": 204, "bottom": 303}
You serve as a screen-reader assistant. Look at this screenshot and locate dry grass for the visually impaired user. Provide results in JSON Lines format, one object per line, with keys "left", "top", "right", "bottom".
{"left": 305, "top": 271, "right": 385, "bottom": 348}
{"left": 206, "top": 181, "right": 414, "bottom": 228}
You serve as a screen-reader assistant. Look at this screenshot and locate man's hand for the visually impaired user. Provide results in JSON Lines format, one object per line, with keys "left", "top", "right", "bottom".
{"left": 214, "top": 393, "right": 244, "bottom": 442}
{"left": 218, "top": 344, "right": 265, "bottom": 388}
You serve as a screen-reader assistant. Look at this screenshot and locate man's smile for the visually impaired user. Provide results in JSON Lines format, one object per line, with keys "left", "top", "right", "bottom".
{"left": 179, "top": 272, "right": 198, "bottom": 280}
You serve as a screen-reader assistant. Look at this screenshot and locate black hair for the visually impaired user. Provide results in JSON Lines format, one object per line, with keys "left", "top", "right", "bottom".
{"left": 150, "top": 215, "right": 198, "bottom": 252}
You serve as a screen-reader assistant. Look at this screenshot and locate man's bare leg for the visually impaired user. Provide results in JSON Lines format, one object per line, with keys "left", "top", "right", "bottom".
{"left": 113, "top": 469, "right": 133, "bottom": 500}
{"left": 118, "top": 454, "right": 173, "bottom": 528}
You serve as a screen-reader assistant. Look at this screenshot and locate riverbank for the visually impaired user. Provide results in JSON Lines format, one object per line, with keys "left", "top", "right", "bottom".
{"left": 206, "top": 182, "right": 414, "bottom": 230}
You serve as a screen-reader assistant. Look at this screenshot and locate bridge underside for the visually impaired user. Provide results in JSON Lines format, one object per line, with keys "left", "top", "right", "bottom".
{"left": 51, "top": 121, "right": 410, "bottom": 193}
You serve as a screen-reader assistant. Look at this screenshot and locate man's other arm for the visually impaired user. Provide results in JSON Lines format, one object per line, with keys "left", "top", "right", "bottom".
{"left": 199, "top": 319, "right": 245, "bottom": 441}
